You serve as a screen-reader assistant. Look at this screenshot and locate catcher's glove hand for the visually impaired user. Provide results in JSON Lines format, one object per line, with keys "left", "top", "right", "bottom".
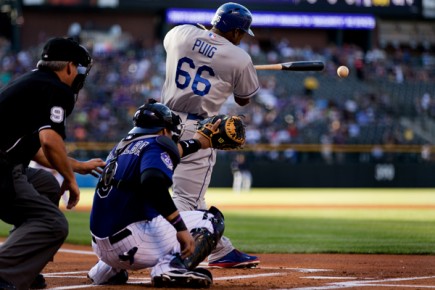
{"left": 196, "top": 115, "right": 246, "bottom": 150}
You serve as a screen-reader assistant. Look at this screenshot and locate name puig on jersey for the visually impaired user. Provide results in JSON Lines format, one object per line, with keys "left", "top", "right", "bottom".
{"left": 192, "top": 39, "right": 217, "bottom": 58}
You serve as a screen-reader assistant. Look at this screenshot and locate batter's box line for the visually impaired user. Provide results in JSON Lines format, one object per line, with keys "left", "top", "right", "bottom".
{"left": 215, "top": 272, "right": 286, "bottom": 280}
{"left": 46, "top": 272, "right": 287, "bottom": 290}
{"left": 261, "top": 267, "right": 332, "bottom": 273}
{"left": 44, "top": 271, "right": 88, "bottom": 275}
{"left": 200, "top": 261, "right": 333, "bottom": 274}
{"left": 286, "top": 275, "right": 435, "bottom": 290}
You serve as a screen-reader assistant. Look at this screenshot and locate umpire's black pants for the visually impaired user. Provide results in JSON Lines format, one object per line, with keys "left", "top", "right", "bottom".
{"left": 0, "top": 165, "right": 68, "bottom": 290}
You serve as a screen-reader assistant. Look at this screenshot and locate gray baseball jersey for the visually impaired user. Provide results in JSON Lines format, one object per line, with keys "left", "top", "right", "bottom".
{"left": 161, "top": 24, "right": 260, "bottom": 262}
{"left": 162, "top": 24, "right": 259, "bottom": 118}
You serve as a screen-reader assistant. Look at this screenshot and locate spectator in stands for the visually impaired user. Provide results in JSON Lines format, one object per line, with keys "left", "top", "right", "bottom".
{"left": 0, "top": 34, "right": 434, "bottom": 165}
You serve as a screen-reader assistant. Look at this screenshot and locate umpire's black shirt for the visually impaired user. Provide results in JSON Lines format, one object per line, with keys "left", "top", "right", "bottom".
{"left": 0, "top": 68, "right": 75, "bottom": 165}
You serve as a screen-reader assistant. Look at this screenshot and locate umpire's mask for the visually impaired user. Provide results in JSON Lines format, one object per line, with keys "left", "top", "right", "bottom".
{"left": 72, "top": 61, "right": 92, "bottom": 100}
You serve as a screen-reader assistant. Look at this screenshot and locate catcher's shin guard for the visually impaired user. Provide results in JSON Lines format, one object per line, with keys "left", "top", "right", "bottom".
{"left": 182, "top": 228, "right": 217, "bottom": 270}
{"left": 174, "top": 207, "right": 225, "bottom": 270}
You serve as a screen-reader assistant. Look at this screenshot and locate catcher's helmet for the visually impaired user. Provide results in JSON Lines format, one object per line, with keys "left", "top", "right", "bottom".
{"left": 211, "top": 2, "right": 254, "bottom": 36}
{"left": 129, "top": 99, "right": 182, "bottom": 135}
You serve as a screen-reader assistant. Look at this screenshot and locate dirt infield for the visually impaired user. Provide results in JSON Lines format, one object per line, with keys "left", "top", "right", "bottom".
{"left": 42, "top": 244, "right": 435, "bottom": 289}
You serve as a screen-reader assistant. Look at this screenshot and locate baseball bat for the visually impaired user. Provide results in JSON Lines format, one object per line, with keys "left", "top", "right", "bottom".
{"left": 254, "top": 61, "right": 325, "bottom": 72}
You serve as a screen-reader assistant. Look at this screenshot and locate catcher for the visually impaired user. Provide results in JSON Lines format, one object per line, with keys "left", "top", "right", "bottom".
{"left": 88, "top": 99, "right": 245, "bottom": 287}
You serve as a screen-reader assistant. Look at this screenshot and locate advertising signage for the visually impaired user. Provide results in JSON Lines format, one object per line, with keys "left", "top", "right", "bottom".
{"left": 22, "top": 0, "right": 421, "bottom": 17}
{"left": 166, "top": 9, "right": 376, "bottom": 30}
{"left": 235, "top": 0, "right": 420, "bottom": 16}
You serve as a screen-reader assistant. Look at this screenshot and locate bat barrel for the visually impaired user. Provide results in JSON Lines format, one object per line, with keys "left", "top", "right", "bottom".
{"left": 281, "top": 61, "right": 324, "bottom": 71}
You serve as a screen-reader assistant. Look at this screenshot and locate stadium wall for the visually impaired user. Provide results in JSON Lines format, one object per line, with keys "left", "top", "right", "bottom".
{"left": 76, "top": 160, "right": 435, "bottom": 189}
{"left": 19, "top": 10, "right": 161, "bottom": 49}
{"left": 19, "top": 10, "right": 348, "bottom": 50}
{"left": 210, "top": 158, "right": 435, "bottom": 188}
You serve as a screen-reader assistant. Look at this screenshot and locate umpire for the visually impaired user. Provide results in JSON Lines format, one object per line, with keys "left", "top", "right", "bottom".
{"left": 0, "top": 37, "right": 93, "bottom": 290}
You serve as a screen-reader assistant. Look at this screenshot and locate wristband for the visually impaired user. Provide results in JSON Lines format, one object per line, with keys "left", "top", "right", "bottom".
{"left": 169, "top": 214, "right": 188, "bottom": 232}
{"left": 179, "top": 139, "right": 201, "bottom": 157}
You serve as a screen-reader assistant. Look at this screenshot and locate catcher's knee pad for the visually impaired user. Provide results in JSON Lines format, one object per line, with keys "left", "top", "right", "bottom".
{"left": 208, "top": 206, "right": 225, "bottom": 243}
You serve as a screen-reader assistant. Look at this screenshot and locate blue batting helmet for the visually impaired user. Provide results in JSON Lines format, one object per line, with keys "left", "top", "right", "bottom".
{"left": 211, "top": 2, "right": 254, "bottom": 36}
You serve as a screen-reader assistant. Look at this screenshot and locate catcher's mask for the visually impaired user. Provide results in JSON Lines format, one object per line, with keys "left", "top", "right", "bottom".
{"left": 129, "top": 99, "right": 182, "bottom": 136}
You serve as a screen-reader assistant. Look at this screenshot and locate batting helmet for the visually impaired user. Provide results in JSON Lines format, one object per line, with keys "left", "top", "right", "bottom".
{"left": 211, "top": 2, "right": 254, "bottom": 36}
{"left": 129, "top": 99, "right": 182, "bottom": 135}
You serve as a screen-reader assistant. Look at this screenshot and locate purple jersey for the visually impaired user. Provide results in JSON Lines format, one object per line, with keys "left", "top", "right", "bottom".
{"left": 90, "top": 136, "right": 175, "bottom": 237}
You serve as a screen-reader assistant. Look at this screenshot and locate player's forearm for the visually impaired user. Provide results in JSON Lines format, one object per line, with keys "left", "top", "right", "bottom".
{"left": 178, "top": 139, "right": 203, "bottom": 157}
{"left": 33, "top": 146, "right": 77, "bottom": 171}
{"left": 68, "top": 157, "right": 100, "bottom": 174}
{"left": 68, "top": 158, "right": 82, "bottom": 172}
{"left": 141, "top": 170, "right": 187, "bottom": 232}
{"left": 165, "top": 210, "right": 188, "bottom": 232}
{"left": 177, "top": 119, "right": 222, "bottom": 155}
{"left": 149, "top": 186, "right": 187, "bottom": 232}
{"left": 39, "top": 129, "right": 75, "bottom": 183}
{"left": 32, "top": 148, "right": 52, "bottom": 168}
{"left": 33, "top": 148, "right": 104, "bottom": 177}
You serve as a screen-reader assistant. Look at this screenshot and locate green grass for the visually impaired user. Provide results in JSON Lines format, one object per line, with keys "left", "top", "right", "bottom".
{"left": 223, "top": 212, "right": 435, "bottom": 254}
{"left": 1, "top": 188, "right": 434, "bottom": 254}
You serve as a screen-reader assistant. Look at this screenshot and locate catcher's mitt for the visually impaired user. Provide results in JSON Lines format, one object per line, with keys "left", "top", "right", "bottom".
{"left": 196, "top": 115, "right": 246, "bottom": 150}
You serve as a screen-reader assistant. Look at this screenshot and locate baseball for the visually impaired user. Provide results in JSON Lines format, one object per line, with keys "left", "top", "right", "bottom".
{"left": 337, "top": 66, "right": 349, "bottom": 78}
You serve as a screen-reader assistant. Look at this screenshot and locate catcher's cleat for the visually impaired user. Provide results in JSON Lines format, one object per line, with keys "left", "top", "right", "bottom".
{"left": 87, "top": 269, "right": 128, "bottom": 285}
{"left": 105, "top": 269, "right": 128, "bottom": 285}
{"left": 30, "top": 274, "right": 46, "bottom": 289}
{"left": 208, "top": 249, "right": 260, "bottom": 268}
{"left": 152, "top": 268, "right": 212, "bottom": 288}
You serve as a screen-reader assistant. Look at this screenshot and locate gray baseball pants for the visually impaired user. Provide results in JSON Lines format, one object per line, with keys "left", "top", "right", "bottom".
{"left": 0, "top": 165, "right": 68, "bottom": 290}
{"left": 171, "top": 115, "right": 234, "bottom": 261}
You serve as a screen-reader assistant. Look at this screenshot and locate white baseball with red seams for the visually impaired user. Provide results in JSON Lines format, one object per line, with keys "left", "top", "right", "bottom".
{"left": 337, "top": 66, "right": 349, "bottom": 78}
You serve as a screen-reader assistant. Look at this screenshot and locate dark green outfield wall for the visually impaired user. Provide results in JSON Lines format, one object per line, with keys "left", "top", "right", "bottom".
{"left": 210, "top": 158, "right": 435, "bottom": 188}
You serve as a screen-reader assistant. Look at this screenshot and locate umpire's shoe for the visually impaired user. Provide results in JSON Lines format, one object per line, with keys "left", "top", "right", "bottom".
{"left": 30, "top": 274, "right": 46, "bottom": 289}
{"left": 0, "top": 277, "right": 15, "bottom": 290}
{"left": 152, "top": 268, "right": 212, "bottom": 288}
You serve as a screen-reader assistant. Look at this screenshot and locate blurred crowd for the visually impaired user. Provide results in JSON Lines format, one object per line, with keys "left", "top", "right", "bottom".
{"left": 1, "top": 33, "right": 434, "bottom": 164}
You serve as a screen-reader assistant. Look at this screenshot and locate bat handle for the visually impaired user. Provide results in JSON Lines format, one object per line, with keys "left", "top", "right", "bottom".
{"left": 254, "top": 64, "right": 283, "bottom": 70}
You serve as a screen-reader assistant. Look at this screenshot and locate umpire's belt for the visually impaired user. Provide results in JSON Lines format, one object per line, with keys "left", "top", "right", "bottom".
{"left": 92, "top": 228, "right": 132, "bottom": 245}
{"left": 187, "top": 113, "right": 204, "bottom": 121}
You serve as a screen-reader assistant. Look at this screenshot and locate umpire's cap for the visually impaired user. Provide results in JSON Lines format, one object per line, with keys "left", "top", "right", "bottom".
{"left": 211, "top": 2, "right": 254, "bottom": 36}
{"left": 41, "top": 37, "right": 92, "bottom": 67}
{"left": 129, "top": 99, "right": 182, "bottom": 135}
